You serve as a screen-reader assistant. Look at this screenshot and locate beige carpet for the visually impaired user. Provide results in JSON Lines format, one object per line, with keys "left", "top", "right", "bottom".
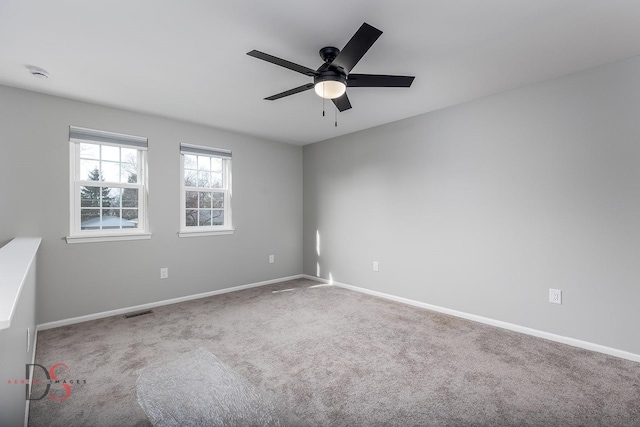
{"left": 29, "top": 278, "right": 640, "bottom": 426}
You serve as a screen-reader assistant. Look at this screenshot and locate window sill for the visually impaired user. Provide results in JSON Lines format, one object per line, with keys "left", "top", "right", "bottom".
{"left": 178, "top": 229, "right": 235, "bottom": 238}
{"left": 66, "top": 233, "right": 152, "bottom": 244}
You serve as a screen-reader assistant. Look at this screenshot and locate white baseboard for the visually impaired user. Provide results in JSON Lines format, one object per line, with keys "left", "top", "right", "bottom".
{"left": 303, "top": 275, "right": 640, "bottom": 363}
{"left": 37, "top": 275, "right": 304, "bottom": 331}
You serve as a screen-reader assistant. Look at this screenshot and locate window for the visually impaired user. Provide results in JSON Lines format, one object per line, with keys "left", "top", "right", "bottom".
{"left": 179, "top": 144, "right": 233, "bottom": 237}
{"left": 67, "top": 126, "right": 150, "bottom": 243}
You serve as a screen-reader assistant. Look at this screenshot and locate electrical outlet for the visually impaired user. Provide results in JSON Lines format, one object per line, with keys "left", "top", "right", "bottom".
{"left": 160, "top": 268, "right": 169, "bottom": 279}
{"left": 373, "top": 261, "right": 379, "bottom": 272}
{"left": 549, "top": 289, "right": 562, "bottom": 304}
{"left": 269, "top": 255, "right": 275, "bottom": 264}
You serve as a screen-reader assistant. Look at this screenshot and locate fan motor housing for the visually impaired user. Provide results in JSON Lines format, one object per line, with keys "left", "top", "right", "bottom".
{"left": 314, "top": 69, "right": 347, "bottom": 87}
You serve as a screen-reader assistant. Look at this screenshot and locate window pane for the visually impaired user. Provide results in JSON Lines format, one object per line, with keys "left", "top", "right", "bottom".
{"left": 197, "top": 156, "right": 210, "bottom": 171}
{"left": 80, "top": 186, "right": 101, "bottom": 207}
{"left": 108, "top": 188, "right": 122, "bottom": 207}
{"left": 184, "top": 170, "right": 197, "bottom": 187}
{"left": 122, "top": 188, "right": 138, "bottom": 207}
{"left": 101, "top": 161, "right": 120, "bottom": 182}
{"left": 211, "top": 172, "right": 223, "bottom": 189}
{"left": 185, "top": 210, "right": 197, "bottom": 227}
{"left": 122, "top": 169, "right": 137, "bottom": 184}
{"left": 101, "top": 145, "right": 120, "bottom": 162}
{"left": 121, "top": 147, "right": 138, "bottom": 164}
{"left": 80, "top": 143, "right": 100, "bottom": 160}
{"left": 121, "top": 148, "right": 138, "bottom": 183}
{"left": 211, "top": 157, "right": 222, "bottom": 172}
{"left": 122, "top": 209, "right": 139, "bottom": 228}
{"left": 101, "top": 210, "right": 121, "bottom": 229}
{"left": 199, "top": 209, "right": 212, "bottom": 226}
{"left": 80, "top": 209, "right": 100, "bottom": 230}
{"left": 184, "top": 154, "right": 197, "bottom": 169}
{"left": 185, "top": 191, "right": 198, "bottom": 208}
{"left": 212, "top": 192, "right": 224, "bottom": 208}
{"left": 198, "top": 171, "right": 211, "bottom": 188}
{"left": 212, "top": 210, "right": 224, "bottom": 226}
{"left": 199, "top": 192, "right": 212, "bottom": 208}
{"left": 100, "top": 187, "right": 114, "bottom": 208}
{"left": 81, "top": 161, "right": 100, "bottom": 180}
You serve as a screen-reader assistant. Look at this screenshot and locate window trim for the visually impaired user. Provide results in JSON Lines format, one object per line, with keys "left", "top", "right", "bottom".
{"left": 66, "top": 233, "right": 152, "bottom": 244}
{"left": 66, "top": 126, "right": 150, "bottom": 244}
{"left": 179, "top": 143, "right": 234, "bottom": 237}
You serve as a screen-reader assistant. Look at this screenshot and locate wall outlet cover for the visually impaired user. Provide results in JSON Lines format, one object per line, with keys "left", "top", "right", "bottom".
{"left": 160, "top": 268, "right": 169, "bottom": 279}
{"left": 549, "top": 288, "right": 562, "bottom": 304}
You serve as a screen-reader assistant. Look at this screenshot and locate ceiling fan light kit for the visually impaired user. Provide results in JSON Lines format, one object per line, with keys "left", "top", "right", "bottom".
{"left": 314, "top": 70, "right": 347, "bottom": 99}
{"left": 247, "top": 22, "right": 414, "bottom": 114}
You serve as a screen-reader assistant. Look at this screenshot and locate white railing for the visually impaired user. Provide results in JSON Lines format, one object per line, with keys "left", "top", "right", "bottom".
{"left": 0, "top": 237, "right": 41, "bottom": 330}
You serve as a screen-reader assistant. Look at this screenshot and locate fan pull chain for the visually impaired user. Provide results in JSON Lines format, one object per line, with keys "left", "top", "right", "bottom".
{"left": 322, "top": 96, "right": 325, "bottom": 117}
{"left": 335, "top": 105, "right": 338, "bottom": 127}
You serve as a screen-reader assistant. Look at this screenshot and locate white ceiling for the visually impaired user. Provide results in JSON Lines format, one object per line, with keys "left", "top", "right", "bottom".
{"left": 1, "top": 0, "right": 640, "bottom": 145}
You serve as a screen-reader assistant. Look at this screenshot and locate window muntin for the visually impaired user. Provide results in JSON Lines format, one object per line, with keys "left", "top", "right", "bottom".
{"left": 180, "top": 144, "right": 232, "bottom": 235}
{"left": 69, "top": 127, "right": 148, "bottom": 239}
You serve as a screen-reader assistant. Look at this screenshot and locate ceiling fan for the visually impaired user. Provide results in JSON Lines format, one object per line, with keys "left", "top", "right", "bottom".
{"left": 247, "top": 22, "right": 415, "bottom": 112}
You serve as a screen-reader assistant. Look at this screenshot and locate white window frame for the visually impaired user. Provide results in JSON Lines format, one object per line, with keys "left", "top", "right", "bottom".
{"left": 179, "top": 143, "right": 234, "bottom": 237}
{"left": 66, "top": 126, "right": 151, "bottom": 244}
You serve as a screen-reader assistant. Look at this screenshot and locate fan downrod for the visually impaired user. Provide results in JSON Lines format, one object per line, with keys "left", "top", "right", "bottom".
{"left": 319, "top": 46, "right": 340, "bottom": 64}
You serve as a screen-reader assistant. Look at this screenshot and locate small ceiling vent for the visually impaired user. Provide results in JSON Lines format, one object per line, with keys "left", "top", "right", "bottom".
{"left": 27, "top": 65, "right": 49, "bottom": 79}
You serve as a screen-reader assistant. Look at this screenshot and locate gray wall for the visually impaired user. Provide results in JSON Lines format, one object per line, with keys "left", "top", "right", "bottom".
{"left": 303, "top": 56, "right": 640, "bottom": 355}
{"left": 0, "top": 85, "right": 303, "bottom": 324}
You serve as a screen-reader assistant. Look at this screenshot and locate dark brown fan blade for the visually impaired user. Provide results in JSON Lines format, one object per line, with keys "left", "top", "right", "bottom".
{"left": 247, "top": 50, "right": 318, "bottom": 77}
{"left": 265, "top": 83, "right": 315, "bottom": 100}
{"left": 347, "top": 74, "right": 415, "bottom": 88}
{"left": 332, "top": 93, "right": 352, "bottom": 112}
{"left": 331, "top": 23, "right": 383, "bottom": 74}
